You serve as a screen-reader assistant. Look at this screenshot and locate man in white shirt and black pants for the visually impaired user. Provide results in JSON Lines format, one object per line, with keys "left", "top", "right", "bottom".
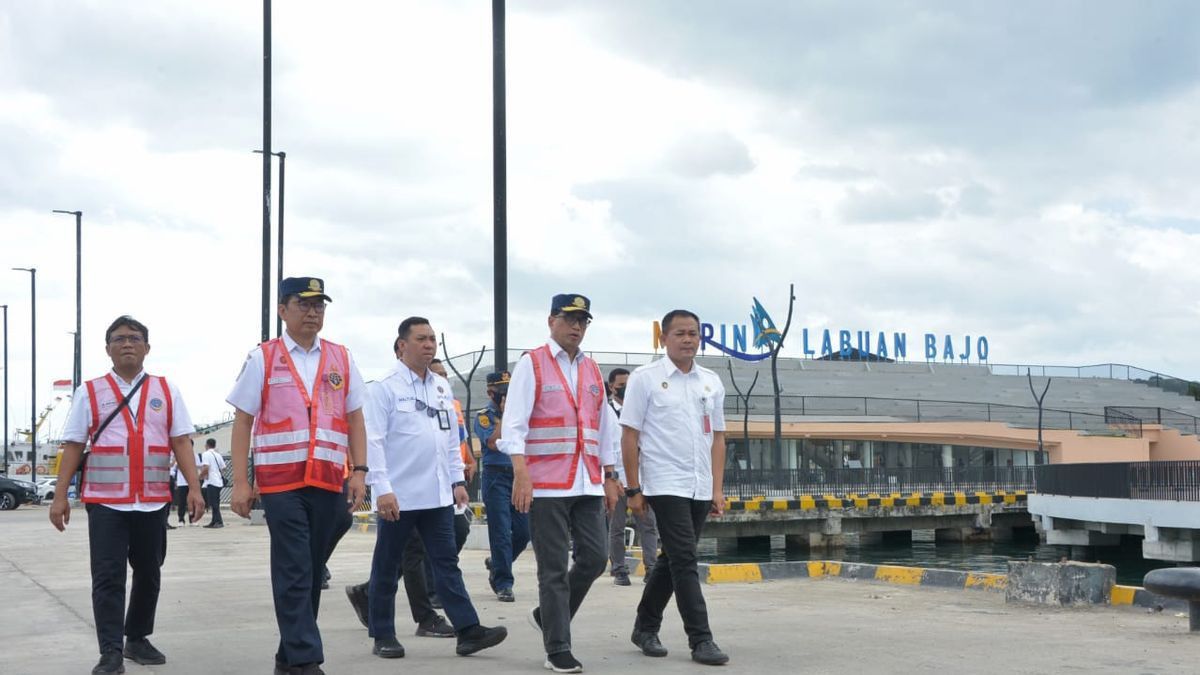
{"left": 199, "top": 438, "right": 226, "bottom": 528}
{"left": 502, "top": 294, "right": 622, "bottom": 674}
{"left": 364, "top": 317, "right": 507, "bottom": 660}
{"left": 621, "top": 309, "right": 729, "bottom": 666}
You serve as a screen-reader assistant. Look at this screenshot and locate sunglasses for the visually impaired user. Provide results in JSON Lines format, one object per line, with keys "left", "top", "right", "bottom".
{"left": 413, "top": 398, "right": 442, "bottom": 418}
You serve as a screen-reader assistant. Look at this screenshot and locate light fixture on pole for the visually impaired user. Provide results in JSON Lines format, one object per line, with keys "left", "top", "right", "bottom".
{"left": 253, "top": 150, "right": 286, "bottom": 338}
{"left": 12, "top": 268, "right": 36, "bottom": 479}
{"left": 52, "top": 210, "right": 83, "bottom": 389}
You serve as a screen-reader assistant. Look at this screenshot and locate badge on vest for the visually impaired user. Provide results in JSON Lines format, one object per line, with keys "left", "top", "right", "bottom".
{"left": 588, "top": 384, "right": 601, "bottom": 396}
{"left": 542, "top": 384, "right": 564, "bottom": 393}
{"left": 327, "top": 371, "right": 344, "bottom": 390}
{"left": 149, "top": 398, "right": 164, "bottom": 412}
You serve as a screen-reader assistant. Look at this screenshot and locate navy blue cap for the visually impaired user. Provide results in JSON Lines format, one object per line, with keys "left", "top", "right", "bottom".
{"left": 486, "top": 371, "right": 512, "bottom": 386}
{"left": 280, "top": 277, "right": 332, "bottom": 302}
{"left": 550, "top": 294, "right": 592, "bottom": 318}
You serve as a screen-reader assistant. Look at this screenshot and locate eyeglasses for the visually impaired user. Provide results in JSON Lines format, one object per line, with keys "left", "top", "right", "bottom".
{"left": 555, "top": 314, "right": 592, "bottom": 327}
{"left": 293, "top": 300, "right": 327, "bottom": 314}
{"left": 413, "top": 398, "right": 442, "bottom": 418}
{"left": 108, "top": 335, "right": 146, "bottom": 345}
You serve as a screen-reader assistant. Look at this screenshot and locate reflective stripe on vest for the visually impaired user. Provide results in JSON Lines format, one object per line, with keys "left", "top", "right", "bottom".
{"left": 252, "top": 337, "right": 351, "bottom": 494}
{"left": 525, "top": 345, "right": 605, "bottom": 489}
{"left": 81, "top": 373, "right": 175, "bottom": 504}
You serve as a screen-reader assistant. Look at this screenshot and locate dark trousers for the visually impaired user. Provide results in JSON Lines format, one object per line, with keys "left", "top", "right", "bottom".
{"left": 203, "top": 485, "right": 224, "bottom": 525}
{"left": 608, "top": 493, "right": 658, "bottom": 575}
{"left": 174, "top": 484, "right": 189, "bottom": 523}
{"left": 368, "top": 506, "right": 478, "bottom": 639}
{"left": 482, "top": 466, "right": 529, "bottom": 592}
{"left": 86, "top": 503, "right": 169, "bottom": 654}
{"left": 529, "top": 495, "right": 607, "bottom": 655}
{"left": 424, "top": 510, "right": 472, "bottom": 603}
{"left": 635, "top": 496, "right": 713, "bottom": 647}
{"left": 324, "top": 479, "right": 355, "bottom": 568}
{"left": 260, "top": 486, "right": 342, "bottom": 667}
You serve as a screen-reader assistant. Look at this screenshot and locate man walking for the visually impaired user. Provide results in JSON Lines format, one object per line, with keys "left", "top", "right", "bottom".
{"left": 49, "top": 315, "right": 206, "bottom": 674}
{"left": 364, "top": 316, "right": 507, "bottom": 660}
{"left": 605, "top": 367, "right": 659, "bottom": 586}
{"left": 501, "top": 294, "right": 622, "bottom": 673}
{"left": 476, "top": 370, "right": 529, "bottom": 602}
{"left": 199, "top": 438, "right": 225, "bottom": 528}
{"left": 621, "top": 309, "right": 729, "bottom": 666}
{"left": 227, "top": 277, "right": 368, "bottom": 675}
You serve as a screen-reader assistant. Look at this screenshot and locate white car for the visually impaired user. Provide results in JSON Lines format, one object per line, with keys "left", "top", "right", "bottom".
{"left": 37, "top": 478, "right": 58, "bottom": 501}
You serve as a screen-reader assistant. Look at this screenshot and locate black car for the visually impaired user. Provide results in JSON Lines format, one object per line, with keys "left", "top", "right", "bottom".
{"left": 0, "top": 475, "right": 39, "bottom": 510}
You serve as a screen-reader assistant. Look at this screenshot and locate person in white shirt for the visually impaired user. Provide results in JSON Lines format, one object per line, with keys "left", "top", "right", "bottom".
{"left": 169, "top": 440, "right": 203, "bottom": 528}
{"left": 363, "top": 316, "right": 508, "bottom": 660}
{"left": 620, "top": 309, "right": 729, "bottom": 666}
{"left": 199, "top": 438, "right": 226, "bottom": 528}
{"left": 48, "top": 315, "right": 205, "bottom": 674}
{"left": 501, "top": 294, "right": 622, "bottom": 674}
{"left": 604, "top": 367, "right": 659, "bottom": 586}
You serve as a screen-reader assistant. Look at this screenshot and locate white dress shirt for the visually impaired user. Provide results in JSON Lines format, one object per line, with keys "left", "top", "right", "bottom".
{"left": 498, "top": 339, "right": 620, "bottom": 498}
{"left": 619, "top": 357, "right": 726, "bottom": 500}
{"left": 226, "top": 332, "right": 366, "bottom": 416}
{"left": 62, "top": 369, "right": 195, "bottom": 512}
{"left": 200, "top": 449, "right": 227, "bottom": 488}
{"left": 365, "top": 360, "right": 466, "bottom": 511}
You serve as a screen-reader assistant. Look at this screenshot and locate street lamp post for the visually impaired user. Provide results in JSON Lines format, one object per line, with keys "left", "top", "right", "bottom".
{"left": 12, "top": 268, "right": 36, "bottom": 479}
{"left": 2, "top": 303, "right": 8, "bottom": 475}
{"left": 52, "top": 210, "right": 82, "bottom": 389}
{"left": 492, "top": 0, "right": 508, "bottom": 373}
{"left": 261, "top": 0, "right": 273, "bottom": 345}
{"left": 253, "top": 150, "right": 285, "bottom": 338}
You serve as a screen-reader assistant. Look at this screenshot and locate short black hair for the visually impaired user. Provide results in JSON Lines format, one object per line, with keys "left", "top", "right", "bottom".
{"left": 205, "top": 438, "right": 216, "bottom": 449}
{"left": 397, "top": 316, "right": 431, "bottom": 340}
{"left": 608, "top": 367, "right": 630, "bottom": 384}
{"left": 392, "top": 336, "right": 402, "bottom": 355}
{"left": 105, "top": 315, "right": 149, "bottom": 344}
{"left": 661, "top": 309, "right": 701, "bottom": 334}
{"left": 431, "top": 357, "right": 442, "bottom": 365}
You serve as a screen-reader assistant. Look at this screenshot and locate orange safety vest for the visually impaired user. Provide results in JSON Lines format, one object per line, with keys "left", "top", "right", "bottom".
{"left": 82, "top": 374, "right": 174, "bottom": 504}
{"left": 453, "top": 399, "right": 475, "bottom": 468}
{"left": 252, "top": 337, "right": 350, "bottom": 494}
{"left": 525, "top": 345, "right": 604, "bottom": 489}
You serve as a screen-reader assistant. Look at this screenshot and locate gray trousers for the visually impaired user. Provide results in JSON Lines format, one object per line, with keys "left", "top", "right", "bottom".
{"left": 608, "top": 493, "right": 659, "bottom": 576}
{"left": 529, "top": 495, "right": 607, "bottom": 656}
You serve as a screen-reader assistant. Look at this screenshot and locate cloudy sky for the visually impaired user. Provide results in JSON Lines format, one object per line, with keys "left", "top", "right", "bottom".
{"left": 2, "top": 0, "right": 1199, "bottom": 434}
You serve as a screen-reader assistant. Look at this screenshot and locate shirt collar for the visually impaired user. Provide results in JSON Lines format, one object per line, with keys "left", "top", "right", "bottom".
{"left": 547, "top": 339, "right": 579, "bottom": 364}
{"left": 110, "top": 369, "right": 146, "bottom": 387}
{"left": 660, "top": 357, "right": 696, "bottom": 379}
{"left": 394, "top": 359, "right": 434, "bottom": 385}
{"left": 282, "top": 332, "right": 320, "bottom": 355}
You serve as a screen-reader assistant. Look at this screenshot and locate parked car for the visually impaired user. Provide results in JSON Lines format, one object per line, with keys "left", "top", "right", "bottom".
{"left": 0, "top": 476, "right": 39, "bottom": 510}
{"left": 37, "top": 478, "right": 58, "bottom": 501}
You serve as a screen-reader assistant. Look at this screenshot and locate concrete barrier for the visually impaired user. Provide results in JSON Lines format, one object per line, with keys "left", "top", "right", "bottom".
{"left": 695, "top": 560, "right": 1007, "bottom": 592}
{"left": 1005, "top": 561, "right": 1115, "bottom": 606}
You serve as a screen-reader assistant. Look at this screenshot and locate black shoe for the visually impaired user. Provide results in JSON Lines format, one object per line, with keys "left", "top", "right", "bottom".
{"left": 295, "top": 664, "right": 325, "bottom": 675}
{"left": 455, "top": 624, "right": 507, "bottom": 656}
{"left": 166, "top": 523, "right": 177, "bottom": 530}
{"left": 496, "top": 587, "right": 514, "bottom": 602}
{"left": 273, "top": 660, "right": 288, "bottom": 675}
{"left": 544, "top": 651, "right": 583, "bottom": 673}
{"left": 691, "top": 640, "right": 729, "bottom": 666}
{"left": 527, "top": 606, "right": 542, "bottom": 632}
{"left": 92, "top": 650, "right": 125, "bottom": 674}
{"left": 416, "top": 614, "right": 455, "bottom": 638}
{"left": 484, "top": 556, "right": 492, "bottom": 571}
{"left": 372, "top": 637, "right": 405, "bottom": 659}
{"left": 203, "top": 522, "right": 224, "bottom": 528}
{"left": 613, "top": 573, "right": 631, "bottom": 586}
{"left": 345, "top": 583, "right": 369, "bottom": 629}
{"left": 631, "top": 629, "right": 668, "bottom": 657}
{"left": 123, "top": 638, "right": 166, "bottom": 665}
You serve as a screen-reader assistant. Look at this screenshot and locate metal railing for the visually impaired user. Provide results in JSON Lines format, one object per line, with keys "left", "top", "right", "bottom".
{"left": 724, "top": 466, "right": 1036, "bottom": 499}
{"left": 729, "top": 394, "right": 1143, "bottom": 437}
{"left": 1035, "top": 461, "right": 1200, "bottom": 502}
{"left": 1106, "top": 406, "right": 1200, "bottom": 437}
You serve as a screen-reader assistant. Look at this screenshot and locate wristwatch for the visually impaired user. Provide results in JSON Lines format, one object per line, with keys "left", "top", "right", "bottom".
{"left": 604, "top": 470, "right": 620, "bottom": 481}
{"left": 453, "top": 481, "right": 467, "bottom": 489}
{"left": 624, "top": 486, "right": 642, "bottom": 498}
{"left": 352, "top": 465, "right": 369, "bottom": 473}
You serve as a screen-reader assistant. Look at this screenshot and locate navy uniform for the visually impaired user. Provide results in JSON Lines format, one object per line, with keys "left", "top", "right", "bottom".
{"left": 476, "top": 371, "right": 529, "bottom": 602}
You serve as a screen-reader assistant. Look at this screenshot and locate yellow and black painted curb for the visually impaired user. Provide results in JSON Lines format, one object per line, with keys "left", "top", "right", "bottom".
{"left": 723, "top": 490, "right": 1028, "bottom": 512}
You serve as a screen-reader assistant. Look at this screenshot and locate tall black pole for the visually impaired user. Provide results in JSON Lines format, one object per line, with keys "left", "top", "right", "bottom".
{"left": 276, "top": 151, "right": 286, "bottom": 338}
{"left": 2, "top": 303, "right": 8, "bottom": 475}
{"left": 261, "top": 0, "right": 273, "bottom": 344}
{"left": 12, "top": 269, "right": 36, "bottom": 478}
{"left": 53, "top": 210, "right": 82, "bottom": 389}
{"left": 492, "top": 0, "right": 507, "bottom": 373}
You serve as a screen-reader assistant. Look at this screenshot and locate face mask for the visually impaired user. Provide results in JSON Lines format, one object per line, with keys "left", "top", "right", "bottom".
{"left": 490, "top": 389, "right": 506, "bottom": 407}
{"left": 614, "top": 385, "right": 627, "bottom": 400}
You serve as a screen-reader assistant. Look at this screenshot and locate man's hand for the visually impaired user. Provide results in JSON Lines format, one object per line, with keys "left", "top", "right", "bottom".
{"left": 188, "top": 489, "right": 207, "bottom": 523}
{"left": 454, "top": 485, "right": 469, "bottom": 508}
{"left": 628, "top": 492, "right": 646, "bottom": 517}
{"left": 347, "top": 473, "right": 366, "bottom": 512}
{"left": 603, "top": 478, "right": 621, "bottom": 514}
{"left": 231, "top": 482, "right": 255, "bottom": 519}
{"left": 464, "top": 463, "right": 476, "bottom": 484}
{"left": 49, "top": 495, "right": 71, "bottom": 532}
{"left": 711, "top": 489, "right": 726, "bottom": 516}
{"left": 512, "top": 467, "right": 533, "bottom": 513}
{"left": 376, "top": 493, "right": 400, "bottom": 522}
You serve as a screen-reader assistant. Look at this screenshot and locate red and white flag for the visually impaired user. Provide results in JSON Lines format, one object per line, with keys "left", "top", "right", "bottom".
{"left": 53, "top": 379, "right": 72, "bottom": 392}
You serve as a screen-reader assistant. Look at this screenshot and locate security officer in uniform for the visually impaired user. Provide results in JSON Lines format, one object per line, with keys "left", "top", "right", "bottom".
{"left": 227, "top": 277, "right": 368, "bottom": 675}
{"left": 476, "top": 370, "right": 529, "bottom": 602}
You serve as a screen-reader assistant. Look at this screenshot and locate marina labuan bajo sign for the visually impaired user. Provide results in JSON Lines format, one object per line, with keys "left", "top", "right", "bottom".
{"left": 651, "top": 297, "right": 990, "bottom": 363}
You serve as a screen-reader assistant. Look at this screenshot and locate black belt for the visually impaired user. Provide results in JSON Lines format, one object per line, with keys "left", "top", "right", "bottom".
{"left": 482, "top": 464, "right": 513, "bottom": 474}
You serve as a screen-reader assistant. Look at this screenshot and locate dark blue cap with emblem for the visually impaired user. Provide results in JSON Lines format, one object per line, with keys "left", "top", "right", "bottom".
{"left": 550, "top": 294, "right": 592, "bottom": 318}
{"left": 280, "top": 277, "right": 332, "bottom": 302}
{"left": 486, "top": 370, "right": 512, "bottom": 386}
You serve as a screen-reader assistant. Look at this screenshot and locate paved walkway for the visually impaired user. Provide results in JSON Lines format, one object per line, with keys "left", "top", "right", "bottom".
{"left": 1, "top": 505, "right": 1197, "bottom": 674}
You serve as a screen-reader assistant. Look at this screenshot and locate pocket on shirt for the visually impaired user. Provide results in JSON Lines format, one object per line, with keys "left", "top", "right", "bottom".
{"left": 395, "top": 399, "right": 418, "bottom": 413}
{"left": 650, "top": 391, "right": 679, "bottom": 408}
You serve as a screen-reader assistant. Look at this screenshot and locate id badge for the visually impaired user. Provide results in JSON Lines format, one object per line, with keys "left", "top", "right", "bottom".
{"left": 437, "top": 409, "right": 452, "bottom": 431}
{"left": 702, "top": 414, "right": 712, "bottom": 434}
